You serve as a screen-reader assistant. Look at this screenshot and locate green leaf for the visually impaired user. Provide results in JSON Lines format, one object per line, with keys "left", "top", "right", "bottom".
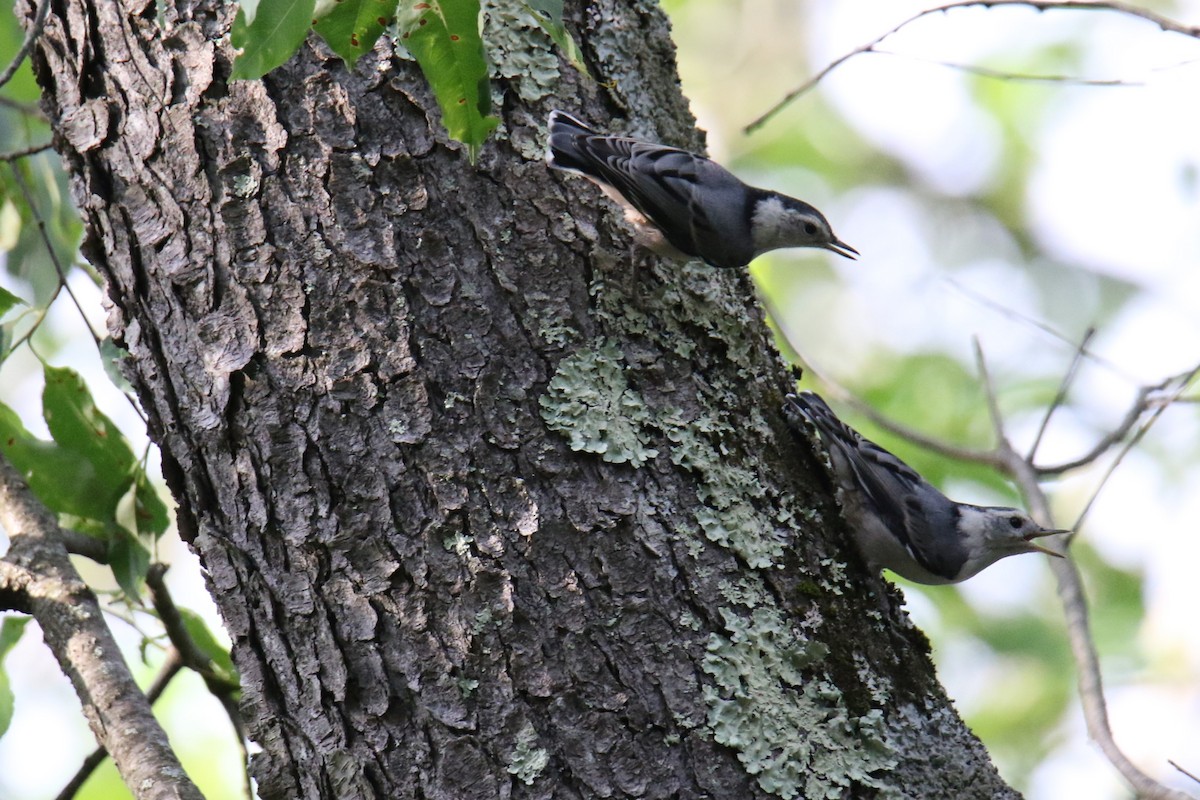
{"left": 179, "top": 608, "right": 240, "bottom": 688}
{"left": 231, "top": 0, "right": 317, "bottom": 80}
{"left": 133, "top": 469, "right": 171, "bottom": 540}
{"left": 108, "top": 527, "right": 151, "bottom": 599}
{"left": 398, "top": 0, "right": 499, "bottom": 163}
{"left": 98, "top": 336, "right": 133, "bottom": 395}
{"left": 0, "top": 616, "right": 31, "bottom": 739}
{"left": 521, "top": 0, "right": 588, "bottom": 76}
{"left": 0, "top": 367, "right": 169, "bottom": 549}
{"left": 314, "top": 0, "right": 400, "bottom": 67}
{"left": 0, "top": 286, "right": 25, "bottom": 321}
{"left": 0, "top": 402, "right": 119, "bottom": 522}
{"left": 43, "top": 365, "right": 134, "bottom": 488}
{"left": 0, "top": 617, "right": 29, "bottom": 658}
{"left": 0, "top": 666, "right": 12, "bottom": 739}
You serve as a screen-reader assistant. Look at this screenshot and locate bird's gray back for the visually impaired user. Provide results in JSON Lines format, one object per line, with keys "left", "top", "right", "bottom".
{"left": 577, "top": 137, "right": 755, "bottom": 268}
{"left": 811, "top": 407, "right": 969, "bottom": 579}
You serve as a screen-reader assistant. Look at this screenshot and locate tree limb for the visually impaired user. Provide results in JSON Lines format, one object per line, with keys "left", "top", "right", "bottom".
{"left": 55, "top": 650, "right": 185, "bottom": 800}
{"left": 0, "top": 454, "right": 204, "bottom": 800}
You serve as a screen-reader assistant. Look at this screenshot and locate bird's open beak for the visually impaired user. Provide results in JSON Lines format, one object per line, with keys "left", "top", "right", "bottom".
{"left": 824, "top": 239, "right": 859, "bottom": 260}
{"left": 1025, "top": 528, "right": 1070, "bottom": 558}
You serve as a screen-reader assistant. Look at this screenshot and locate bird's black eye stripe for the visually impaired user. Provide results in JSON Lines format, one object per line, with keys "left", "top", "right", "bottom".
{"left": 1008, "top": 515, "right": 1023, "bottom": 529}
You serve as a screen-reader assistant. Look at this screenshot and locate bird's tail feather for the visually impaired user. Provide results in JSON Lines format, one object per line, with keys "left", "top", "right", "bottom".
{"left": 546, "top": 110, "right": 598, "bottom": 173}
{"left": 783, "top": 391, "right": 849, "bottom": 447}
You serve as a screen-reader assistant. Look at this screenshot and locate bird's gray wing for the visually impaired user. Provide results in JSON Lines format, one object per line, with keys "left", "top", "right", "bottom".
{"left": 834, "top": 434, "right": 925, "bottom": 544}
{"left": 846, "top": 440, "right": 969, "bottom": 579}
{"left": 580, "top": 140, "right": 751, "bottom": 267}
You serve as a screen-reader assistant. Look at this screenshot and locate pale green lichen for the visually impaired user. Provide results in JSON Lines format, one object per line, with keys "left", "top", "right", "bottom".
{"left": 482, "top": 0, "right": 560, "bottom": 103}
{"left": 507, "top": 722, "right": 550, "bottom": 785}
{"left": 661, "top": 410, "right": 786, "bottom": 568}
{"left": 703, "top": 607, "right": 895, "bottom": 799}
{"left": 539, "top": 339, "right": 659, "bottom": 467}
{"left": 718, "top": 575, "right": 768, "bottom": 609}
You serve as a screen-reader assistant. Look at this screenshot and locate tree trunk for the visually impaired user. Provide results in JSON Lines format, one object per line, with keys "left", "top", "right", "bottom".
{"left": 26, "top": 0, "right": 1020, "bottom": 796}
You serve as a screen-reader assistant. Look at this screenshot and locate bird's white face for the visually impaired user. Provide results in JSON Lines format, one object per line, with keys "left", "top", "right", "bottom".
{"left": 750, "top": 195, "right": 858, "bottom": 259}
{"left": 959, "top": 506, "right": 1066, "bottom": 563}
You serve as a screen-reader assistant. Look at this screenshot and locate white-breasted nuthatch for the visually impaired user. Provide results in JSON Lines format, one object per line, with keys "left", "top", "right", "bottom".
{"left": 546, "top": 111, "right": 858, "bottom": 268}
{"left": 783, "top": 392, "right": 1066, "bottom": 585}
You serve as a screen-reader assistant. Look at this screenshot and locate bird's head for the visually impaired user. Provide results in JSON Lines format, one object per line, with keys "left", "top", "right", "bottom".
{"left": 955, "top": 505, "right": 1068, "bottom": 579}
{"left": 750, "top": 193, "right": 858, "bottom": 260}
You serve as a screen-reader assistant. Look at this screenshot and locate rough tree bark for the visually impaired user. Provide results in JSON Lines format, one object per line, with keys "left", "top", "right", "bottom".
{"left": 26, "top": 0, "right": 1021, "bottom": 796}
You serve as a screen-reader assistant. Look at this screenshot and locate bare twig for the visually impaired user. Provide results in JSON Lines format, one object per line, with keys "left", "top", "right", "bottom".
{"left": 1036, "top": 368, "right": 1195, "bottom": 475}
{"left": 0, "top": 141, "right": 53, "bottom": 161}
{"left": 146, "top": 564, "right": 241, "bottom": 696}
{"left": 1005, "top": 453, "right": 1190, "bottom": 800}
{"left": 745, "top": 0, "right": 1200, "bottom": 133}
{"left": 6, "top": 157, "right": 149, "bottom": 425}
{"left": 1028, "top": 328, "right": 1095, "bottom": 462}
{"left": 760, "top": 291, "right": 1003, "bottom": 467}
{"left": 8, "top": 165, "right": 100, "bottom": 348}
{"left": 1169, "top": 760, "right": 1200, "bottom": 787}
{"left": 944, "top": 278, "right": 1136, "bottom": 382}
{"left": 0, "top": 454, "right": 204, "bottom": 800}
{"left": 871, "top": 48, "right": 1143, "bottom": 86}
{"left": 55, "top": 650, "right": 185, "bottom": 800}
{"left": 972, "top": 338, "right": 1009, "bottom": 451}
{"left": 0, "top": 0, "right": 51, "bottom": 90}
{"left": 0, "top": 94, "right": 46, "bottom": 117}
{"left": 59, "top": 529, "right": 109, "bottom": 563}
{"left": 147, "top": 564, "right": 249, "bottom": 797}
{"left": 1069, "top": 364, "right": 1200, "bottom": 534}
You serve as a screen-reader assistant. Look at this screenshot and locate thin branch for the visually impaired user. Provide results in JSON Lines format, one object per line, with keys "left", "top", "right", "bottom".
{"left": 1169, "top": 760, "right": 1200, "bottom": 787}
{"left": 1028, "top": 327, "right": 1095, "bottom": 462}
{"left": 759, "top": 291, "right": 1003, "bottom": 467}
{"left": 0, "top": 141, "right": 54, "bottom": 161}
{"left": 146, "top": 564, "right": 241, "bottom": 696}
{"left": 0, "top": 0, "right": 51, "bottom": 90}
{"left": 0, "top": 454, "right": 204, "bottom": 800}
{"left": 944, "top": 277, "right": 1136, "bottom": 383}
{"left": 59, "top": 530, "right": 109, "bottom": 563}
{"left": 1036, "top": 367, "right": 1197, "bottom": 475}
{"left": 147, "top": 564, "right": 249, "bottom": 797}
{"left": 0, "top": 94, "right": 46, "bottom": 117}
{"left": 872, "top": 48, "right": 1143, "bottom": 86}
{"left": 745, "top": 0, "right": 1200, "bottom": 133}
{"left": 55, "top": 650, "right": 185, "bottom": 800}
{"left": 1009, "top": 460, "right": 1190, "bottom": 800}
{"left": 972, "top": 337, "right": 1010, "bottom": 452}
{"left": 8, "top": 165, "right": 101, "bottom": 349}
{"left": 6, "top": 158, "right": 150, "bottom": 425}
{"left": 1069, "top": 365, "right": 1200, "bottom": 534}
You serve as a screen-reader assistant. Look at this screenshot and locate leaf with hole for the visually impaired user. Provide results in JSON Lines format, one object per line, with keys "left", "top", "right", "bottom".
{"left": 398, "top": 0, "right": 499, "bottom": 164}
{"left": 314, "top": 0, "right": 400, "bottom": 67}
